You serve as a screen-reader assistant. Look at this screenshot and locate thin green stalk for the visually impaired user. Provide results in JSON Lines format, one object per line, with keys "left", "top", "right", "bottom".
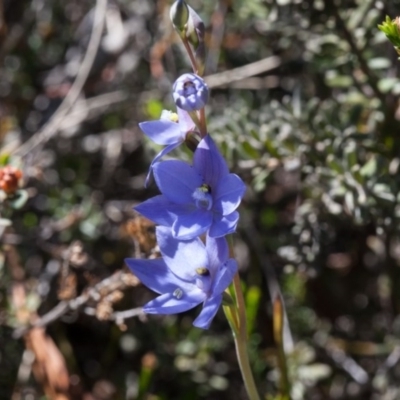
{"left": 225, "top": 236, "right": 261, "bottom": 400}
{"left": 232, "top": 273, "right": 261, "bottom": 400}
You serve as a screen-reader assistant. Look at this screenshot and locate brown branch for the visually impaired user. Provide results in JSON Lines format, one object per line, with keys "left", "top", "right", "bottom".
{"left": 57, "top": 90, "right": 128, "bottom": 132}
{"left": 204, "top": 56, "right": 281, "bottom": 89}
{"left": 13, "top": 271, "right": 139, "bottom": 338}
{"left": 84, "top": 306, "right": 144, "bottom": 323}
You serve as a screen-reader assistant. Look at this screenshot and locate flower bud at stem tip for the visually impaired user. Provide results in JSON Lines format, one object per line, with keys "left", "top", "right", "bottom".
{"left": 170, "top": 0, "right": 189, "bottom": 32}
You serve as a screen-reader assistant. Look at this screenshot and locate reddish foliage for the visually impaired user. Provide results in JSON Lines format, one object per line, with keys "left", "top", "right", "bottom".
{"left": 0, "top": 165, "right": 22, "bottom": 194}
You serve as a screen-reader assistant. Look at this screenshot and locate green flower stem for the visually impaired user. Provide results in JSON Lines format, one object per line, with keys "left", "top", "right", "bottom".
{"left": 225, "top": 237, "right": 261, "bottom": 400}
{"left": 232, "top": 273, "right": 261, "bottom": 400}
{"left": 223, "top": 302, "right": 239, "bottom": 335}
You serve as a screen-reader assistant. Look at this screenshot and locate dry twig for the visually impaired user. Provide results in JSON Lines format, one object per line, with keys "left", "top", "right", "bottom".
{"left": 13, "top": 0, "right": 108, "bottom": 158}
{"left": 205, "top": 0, "right": 228, "bottom": 75}
{"left": 13, "top": 271, "right": 139, "bottom": 338}
{"left": 204, "top": 56, "right": 281, "bottom": 89}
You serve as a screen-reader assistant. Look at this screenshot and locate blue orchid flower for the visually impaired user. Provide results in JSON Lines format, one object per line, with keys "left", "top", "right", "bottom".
{"left": 139, "top": 107, "right": 196, "bottom": 186}
{"left": 125, "top": 226, "right": 237, "bottom": 329}
{"left": 135, "top": 134, "right": 246, "bottom": 239}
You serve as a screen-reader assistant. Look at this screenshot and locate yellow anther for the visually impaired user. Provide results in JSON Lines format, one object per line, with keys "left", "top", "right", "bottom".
{"left": 170, "top": 112, "right": 179, "bottom": 123}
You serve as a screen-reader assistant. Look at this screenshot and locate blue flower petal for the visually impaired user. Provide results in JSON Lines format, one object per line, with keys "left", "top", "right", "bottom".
{"left": 205, "top": 235, "right": 229, "bottom": 274}
{"left": 177, "top": 107, "right": 195, "bottom": 133}
{"left": 194, "top": 135, "right": 229, "bottom": 190}
{"left": 172, "top": 208, "right": 213, "bottom": 240}
{"left": 134, "top": 195, "right": 176, "bottom": 226}
{"left": 193, "top": 294, "right": 222, "bottom": 329}
{"left": 209, "top": 211, "right": 239, "bottom": 237}
{"left": 144, "top": 292, "right": 204, "bottom": 314}
{"left": 156, "top": 226, "right": 208, "bottom": 280}
{"left": 212, "top": 259, "right": 237, "bottom": 295}
{"left": 214, "top": 173, "right": 246, "bottom": 215}
{"left": 145, "top": 142, "right": 182, "bottom": 187}
{"left": 154, "top": 160, "right": 202, "bottom": 204}
{"left": 125, "top": 258, "right": 197, "bottom": 295}
{"left": 139, "top": 120, "right": 183, "bottom": 145}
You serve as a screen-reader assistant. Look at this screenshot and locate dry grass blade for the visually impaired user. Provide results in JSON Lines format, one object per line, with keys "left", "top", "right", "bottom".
{"left": 25, "top": 328, "right": 70, "bottom": 400}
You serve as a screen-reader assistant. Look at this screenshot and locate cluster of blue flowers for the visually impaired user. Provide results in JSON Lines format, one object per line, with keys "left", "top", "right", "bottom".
{"left": 125, "top": 20, "right": 246, "bottom": 330}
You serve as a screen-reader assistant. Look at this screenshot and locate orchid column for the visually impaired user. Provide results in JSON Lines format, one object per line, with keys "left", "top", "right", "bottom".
{"left": 125, "top": 2, "right": 261, "bottom": 399}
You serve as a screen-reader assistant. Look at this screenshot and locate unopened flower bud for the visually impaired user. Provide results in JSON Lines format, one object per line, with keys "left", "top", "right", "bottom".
{"left": 172, "top": 73, "right": 209, "bottom": 111}
{"left": 186, "top": 6, "right": 206, "bottom": 75}
{"left": 170, "top": 0, "right": 189, "bottom": 33}
{"left": 186, "top": 6, "right": 205, "bottom": 49}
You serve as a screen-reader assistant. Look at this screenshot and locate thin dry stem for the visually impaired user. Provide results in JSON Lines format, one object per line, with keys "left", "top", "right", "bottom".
{"left": 13, "top": 0, "right": 108, "bottom": 158}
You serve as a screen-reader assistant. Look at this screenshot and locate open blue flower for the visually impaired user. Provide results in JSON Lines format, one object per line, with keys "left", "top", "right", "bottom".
{"left": 139, "top": 107, "right": 195, "bottom": 186}
{"left": 135, "top": 135, "right": 246, "bottom": 239}
{"left": 125, "top": 226, "right": 237, "bottom": 329}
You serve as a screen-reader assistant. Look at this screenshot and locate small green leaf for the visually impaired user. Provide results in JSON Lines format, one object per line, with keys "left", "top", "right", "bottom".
{"left": 368, "top": 57, "right": 391, "bottom": 69}
{"left": 378, "top": 77, "right": 399, "bottom": 93}
{"left": 326, "top": 154, "right": 344, "bottom": 174}
{"left": 345, "top": 191, "right": 355, "bottom": 212}
{"left": 242, "top": 141, "right": 259, "bottom": 159}
{"left": 360, "top": 157, "right": 377, "bottom": 177}
{"left": 325, "top": 75, "right": 352, "bottom": 88}
{"left": 0, "top": 218, "right": 11, "bottom": 227}
{"left": 245, "top": 286, "right": 261, "bottom": 335}
{"left": 9, "top": 189, "right": 29, "bottom": 210}
{"left": 373, "top": 183, "right": 395, "bottom": 203}
{"left": 264, "top": 138, "right": 280, "bottom": 157}
{"left": 322, "top": 193, "right": 342, "bottom": 215}
{"left": 344, "top": 142, "right": 357, "bottom": 168}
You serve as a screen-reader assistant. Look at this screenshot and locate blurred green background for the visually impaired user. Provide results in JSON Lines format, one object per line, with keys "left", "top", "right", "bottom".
{"left": 2, "top": 0, "right": 400, "bottom": 399}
